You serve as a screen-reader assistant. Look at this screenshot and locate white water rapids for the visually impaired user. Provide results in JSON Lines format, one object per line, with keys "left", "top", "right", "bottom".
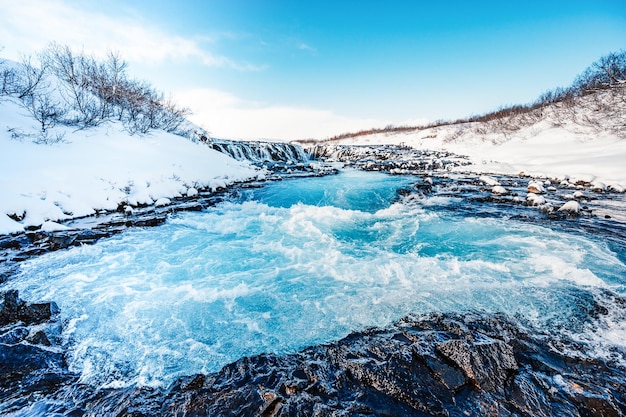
{"left": 4, "top": 170, "right": 626, "bottom": 388}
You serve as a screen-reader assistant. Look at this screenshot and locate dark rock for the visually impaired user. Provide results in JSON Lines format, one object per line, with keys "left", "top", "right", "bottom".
{"left": 506, "top": 371, "right": 552, "bottom": 416}
{"left": 0, "top": 290, "right": 60, "bottom": 326}
{"left": 0, "top": 343, "right": 64, "bottom": 380}
{"left": 132, "top": 216, "right": 167, "bottom": 227}
{"left": 37, "top": 312, "right": 621, "bottom": 417}
{"left": 27, "top": 330, "right": 52, "bottom": 346}
{"left": 1, "top": 309, "right": 625, "bottom": 416}
{"left": 435, "top": 338, "right": 517, "bottom": 392}
{"left": 0, "top": 326, "right": 30, "bottom": 344}
{"left": 48, "top": 232, "right": 77, "bottom": 250}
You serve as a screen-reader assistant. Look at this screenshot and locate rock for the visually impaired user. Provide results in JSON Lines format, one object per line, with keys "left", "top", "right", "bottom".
{"left": 42, "top": 312, "right": 624, "bottom": 417}
{"left": 591, "top": 181, "right": 606, "bottom": 192}
{"left": 0, "top": 290, "right": 60, "bottom": 326}
{"left": 0, "top": 343, "right": 64, "bottom": 380}
{"left": 506, "top": 371, "right": 552, "bottom": 417}
{"left": 435, "top": 338, "right": 517, "bottom": 392}
{"left": 492, "top": 185, "right": 507, "bottom": 195}
{"left": 0, "top": 291, "right": 72, "bottom": 413}
{"left": 0, "top": 327, "right": 29, "bottom": 344}
{"left": 558, "top": 201, "right": 581, "bottom": 214}
{"left": 527, "top": 181, "right": 546, "bottom": 194}
{"left": 186, "top": 187, "right": 199, "bottom": 197}
{"left": 526, "top": 193, "right": 546, "bottom": 206}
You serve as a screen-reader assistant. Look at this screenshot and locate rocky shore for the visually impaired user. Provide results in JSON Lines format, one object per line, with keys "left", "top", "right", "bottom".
{"left": 1, "top": 290, "right": 625, "bottom": 416}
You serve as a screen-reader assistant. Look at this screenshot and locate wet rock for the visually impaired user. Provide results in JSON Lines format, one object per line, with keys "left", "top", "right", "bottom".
{"left": 506, "top": 371, "right": 552, "bottom": 416}
{"left": 0, "top": 343, "right": 64, "bottom": 380}
{"left": 0, "top": 291, "right": 71, "bottom": 414}
{"left": 435, "top": 338, "right": 517, "bottom": 392}
{"left": 38, "top": 312, "right": 623, "bottom": 417}
{"left": 0, "top": 290, "right": 60, "bottom": 326}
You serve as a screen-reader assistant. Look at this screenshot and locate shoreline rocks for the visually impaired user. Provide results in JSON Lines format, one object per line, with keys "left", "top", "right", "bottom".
{"left": 3, "top": 298, "right": 624, "bottom": 416}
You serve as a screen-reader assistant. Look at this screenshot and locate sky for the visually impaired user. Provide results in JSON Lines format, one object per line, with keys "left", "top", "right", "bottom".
{"left": 0, "top": 0, "right": 625, "bottom": 140}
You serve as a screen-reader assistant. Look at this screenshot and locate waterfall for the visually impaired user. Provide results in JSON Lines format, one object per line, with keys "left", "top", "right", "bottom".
{"left": 212, "top": 139, "right": 309, "bottom": 164}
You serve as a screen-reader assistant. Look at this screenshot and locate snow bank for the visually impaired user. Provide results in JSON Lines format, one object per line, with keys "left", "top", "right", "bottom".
{"left": 0, "top": 99, "right": 259, "bottom": 235}
{"left": 323, "top": 94, "right": 626, "bottom": 187}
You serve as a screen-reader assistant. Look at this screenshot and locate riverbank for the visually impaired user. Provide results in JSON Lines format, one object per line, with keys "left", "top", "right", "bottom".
{"left": 2, "top": 145, "right": 626, "bottom": 416}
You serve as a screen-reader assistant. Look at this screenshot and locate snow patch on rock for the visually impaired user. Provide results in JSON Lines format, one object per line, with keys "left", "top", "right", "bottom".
{"left": 558, "top": 201, "right": 581, "bottom": 214}
{"left": 527, "top": 182, "right": 546, "bottom": 194}
{"left": 492, "top": 185, "right": 508, "bottom": 195}
{"left": 526, "top": 193, "right": 546, "bottom": 206}
{"left": 480, "top": 175, "right": 500, "bottom": 186}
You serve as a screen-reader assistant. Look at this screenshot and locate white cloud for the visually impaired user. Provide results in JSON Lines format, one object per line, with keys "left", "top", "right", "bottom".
{"left": 0, "top": 0, "right": 259, "bottom": 70}
{"left": 176, "top": 88, "right": 387, "bottom": 141}
{"left": 297, "top": 43, "right": 317, "bottom": 54}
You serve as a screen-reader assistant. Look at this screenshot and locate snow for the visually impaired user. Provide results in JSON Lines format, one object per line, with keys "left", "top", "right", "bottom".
{"left": 526, "top": 193, "right": 547, "bottom": 206}
{"left": 40, "top": 221, "right": 71, "bottom": 232}
{"left": 320, "top": 92, "right": 626, "bottom": 189}
{"left": 527, "top": 181, "right": 546, "bottom": 194}
{"left": 492, "top": 185, "right": 507, "bottom": 195}
{"left": 3, "top": 67, "right": 626, "bottom": 237}
{"left": 154, "top": 197, "right": 171, "bottom": 207}
{"left": 0, "top": 213, "right": 23, "bottom": 234}
{"left": 558, "top": 201, "right": 581, "bottom": 214}
{"left": 479, "top": 175, "right": 500, "bottom": 186}
{"left": 0, "top": 98, "right": 259, "bottom": 235}
{"left": 609, "top": 184, "right": 625, "bottom": 193}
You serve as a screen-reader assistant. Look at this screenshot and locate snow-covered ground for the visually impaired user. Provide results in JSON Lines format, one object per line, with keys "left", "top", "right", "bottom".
{"left": 320, "top": 94, "right": 626, "bottom": 188}
{"left": 0, "top": 98, "right": 259, "bottom": 235}
{"left": 2, "top": 78, "right": 625, "bottom": 236}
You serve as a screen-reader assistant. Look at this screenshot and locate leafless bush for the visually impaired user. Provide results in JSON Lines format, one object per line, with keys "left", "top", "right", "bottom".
{"left": 2, "top": 43, "right": 194, "bottom": 138}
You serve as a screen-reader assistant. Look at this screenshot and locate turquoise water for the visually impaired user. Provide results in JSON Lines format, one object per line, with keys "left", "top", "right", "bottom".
{"left": 6, "top": 170, "right": 626, "bottom": 387}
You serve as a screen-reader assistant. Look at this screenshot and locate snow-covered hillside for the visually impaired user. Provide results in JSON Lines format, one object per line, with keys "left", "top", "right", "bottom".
{"left": 307, "top": 88, "right": 626, "bottom": 187}
{"left": 0, "top": 97, "right": 259, "bottom": 235}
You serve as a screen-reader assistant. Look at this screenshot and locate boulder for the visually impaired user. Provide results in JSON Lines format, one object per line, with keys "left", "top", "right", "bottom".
{"left": 527, "top": 181, "right": 546, "bottom": 194}
{"left": 0, "top": 290, "right": 59, "bottom": 326}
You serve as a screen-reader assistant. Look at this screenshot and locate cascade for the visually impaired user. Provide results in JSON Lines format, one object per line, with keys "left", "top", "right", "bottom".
{"left": 212, "top": 139, "right": 309, "bottom": 164}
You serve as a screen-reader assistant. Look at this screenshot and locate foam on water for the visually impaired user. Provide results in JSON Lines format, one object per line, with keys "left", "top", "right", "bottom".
{"left": 5, "top": 170, "right": 626, "bottom": 387}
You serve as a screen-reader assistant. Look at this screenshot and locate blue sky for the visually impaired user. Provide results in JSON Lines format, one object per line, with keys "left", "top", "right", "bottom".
{"left": 1, "top": 1, "right": 625, "bottom": 139}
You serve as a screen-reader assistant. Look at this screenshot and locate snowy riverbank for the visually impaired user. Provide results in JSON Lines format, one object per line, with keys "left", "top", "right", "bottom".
{"left": 307, "top": 87, "right": 626, "bottom": 189}
{"left": 0, "top": 99, "right": 260, "bottom": 235}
